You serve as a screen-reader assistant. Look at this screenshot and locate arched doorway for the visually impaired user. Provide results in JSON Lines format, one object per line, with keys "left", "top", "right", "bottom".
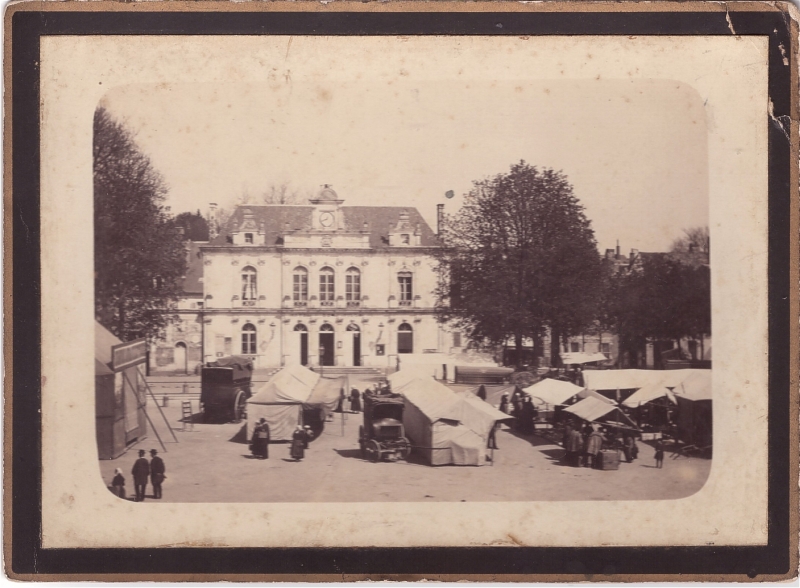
{"left": 346, "top": 323, "right": 361, "bottom": 366}
{"left": 319, "top": 323, "right": 335, "bottom": 366}
{"left": 397, "top": 323, "right": 413, "bottom": 354}
{"left": 294, "top": 324, "right": 308, "bottom": 366}
{"left": 174, "top": 342, "right": 187, "bottom": 374}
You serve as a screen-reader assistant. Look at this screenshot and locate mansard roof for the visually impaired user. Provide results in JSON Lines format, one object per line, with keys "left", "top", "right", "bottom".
{"left": 207, "top": 205, "right": 440, "bottom": 249}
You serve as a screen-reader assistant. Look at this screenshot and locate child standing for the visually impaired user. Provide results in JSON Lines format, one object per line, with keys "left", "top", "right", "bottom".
{"left": 654, "top": 439, "right": 664, "bottom": 469}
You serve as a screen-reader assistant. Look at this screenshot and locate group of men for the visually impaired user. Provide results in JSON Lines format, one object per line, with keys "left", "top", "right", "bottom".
{"left": 562, "top": 422, "right": 639, "bottom": 468}
{"left": 130, "top": 449, "right": 166, "bottom": 501}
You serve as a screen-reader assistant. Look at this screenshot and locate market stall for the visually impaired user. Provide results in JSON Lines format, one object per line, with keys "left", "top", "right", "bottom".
{"left": 246, "top": 364, "right": 344, "bottom": 441}
{"left": 390, "top": 371, "right": 511, "bottom": 466}
{"left": 95, "top": 322, "right": 148, "bottom": 459}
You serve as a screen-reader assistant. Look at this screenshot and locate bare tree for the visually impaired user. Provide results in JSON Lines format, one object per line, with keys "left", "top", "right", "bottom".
{"left": 262, "top": 182, "right": 301, "bottom": 205}
{"left": 669, "top": 226, "right": 710, "bottom": 267}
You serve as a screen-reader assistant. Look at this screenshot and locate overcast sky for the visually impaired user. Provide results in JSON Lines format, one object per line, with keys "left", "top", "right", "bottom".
{"left": 100, "top": 77, "right": 707, "bottom": 253}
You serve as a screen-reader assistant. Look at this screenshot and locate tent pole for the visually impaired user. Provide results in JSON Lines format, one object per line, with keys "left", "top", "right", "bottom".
{"left": 123, "top": 370, "right": 167, "bottom": 452}
{"left": 136, "top": 367, "right": 179, "bottom": 443}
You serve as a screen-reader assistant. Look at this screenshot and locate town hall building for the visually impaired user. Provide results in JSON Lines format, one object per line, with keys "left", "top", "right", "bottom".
{"left": 152, "top": 186, "right": 458, "bottom": 372}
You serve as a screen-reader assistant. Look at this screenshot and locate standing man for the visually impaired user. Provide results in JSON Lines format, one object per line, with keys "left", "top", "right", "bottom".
{"left": 149, "top": 449, "right": 166, "bottom": 499}
{"left": 349, "top": 388, "right": 362, "bottom": 413}
{"left": 131, "top": 449, "right": 150, "bottom": 502}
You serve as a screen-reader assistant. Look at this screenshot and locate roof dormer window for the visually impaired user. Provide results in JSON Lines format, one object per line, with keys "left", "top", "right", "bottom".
{"left": 245, "top": 233, "right": 254, "bottom": 244}
{"left": 401, "top": 234, "right": 410, "bottom": 245}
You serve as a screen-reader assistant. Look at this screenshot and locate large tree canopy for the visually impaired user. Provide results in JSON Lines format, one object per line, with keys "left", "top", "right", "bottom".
{"left": 436, "top": 161, "right": 604, "bottom": 366}
{"left": 174, "top": 210, "right": 210, "bottom": 241}
{"left": 605, "top": 253, "right": 710, "bottom": 366}
{"left": 94, "top": 107, "right": 187, "bottom": 342}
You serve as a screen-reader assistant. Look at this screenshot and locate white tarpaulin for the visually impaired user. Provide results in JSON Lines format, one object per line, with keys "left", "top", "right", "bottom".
{"left": 622, "top": 382, "right": 677, "bottom": 408}
{"left": 583, "top": 369, "right": 710, "bottom": 392}
{"left": 523, "top": 378, "right": 584, "bottom": 406}
{"left": 675, "top": 371, "right": 712, "bottom": 401}
{"left": 394, "top": 370, "right": 510, "bottom": 466}
{"left": 247, "top": 364, "right": 343, "bottom": 441}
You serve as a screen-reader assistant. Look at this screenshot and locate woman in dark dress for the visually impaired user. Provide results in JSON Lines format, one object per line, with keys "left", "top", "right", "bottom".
{"left": 111, "top": 468, "right": 126, "bottom": 499}
{"left": 349, "top": 388, "right": 362, "bottom": 413}
{"left": 477, "top": 385, "right": 487, "bottom": 401}
{"left": 250, "top": 418, "right": 270, "bottom": 459}
{"left": 290, "top": 426, "right": 306, "bottom": 461}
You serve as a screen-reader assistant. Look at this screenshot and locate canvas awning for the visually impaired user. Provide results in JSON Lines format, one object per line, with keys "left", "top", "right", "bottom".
{"left": 560, "top": 352, "right": 609, "bottom": 365}
{"left": 675, "top": 371, "right": 712, "bottom": 401}
{"left": 622, "top": 382, "right": 676, "bottom": 407}
{"left": 582, "top": 368, "right": 710, "bottom": 392}
{"left": 563, "top": 397, "right": 637, "bottom": 428}
{"left": 523, "top": 378, "right": 584, "bottom": 406}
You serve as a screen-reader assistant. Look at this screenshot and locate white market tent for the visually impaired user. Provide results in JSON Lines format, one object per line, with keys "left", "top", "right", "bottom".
{"left": 392, "top": 371, "right": 511, "bottom": 466}
{"left": 560, "top": 352, "right": 609, "bottom": 365}
{"left": 523, "top": 378, "right": 584, "bottom": 406}
{"left": 246, "top": 364, "right": 344, "bottom": 441}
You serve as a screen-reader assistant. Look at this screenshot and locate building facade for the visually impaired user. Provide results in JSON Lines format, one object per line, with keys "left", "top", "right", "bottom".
{"left": 152, "top": 187, "right": 459, "bottom": 372}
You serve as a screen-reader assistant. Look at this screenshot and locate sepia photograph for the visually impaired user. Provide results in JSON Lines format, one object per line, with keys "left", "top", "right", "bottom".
{"left": 93, "top": 74, "right": 712, "bottom": 505}
{"left": 8, "top": 4, "right": 796, "bottom": 576}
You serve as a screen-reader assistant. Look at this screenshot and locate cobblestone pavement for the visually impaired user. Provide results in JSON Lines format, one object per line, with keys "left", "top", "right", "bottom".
{"left": 100, "top": 377, "right": 711, "bottom": 503}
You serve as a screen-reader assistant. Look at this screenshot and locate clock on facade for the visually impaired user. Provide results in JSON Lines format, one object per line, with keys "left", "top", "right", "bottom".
{"left": 319, "top": 212, "right": 334, "bottom": 228}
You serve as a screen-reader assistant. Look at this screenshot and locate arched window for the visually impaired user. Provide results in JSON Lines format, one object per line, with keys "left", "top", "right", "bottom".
{"left": 346, "top": 267, "right": 361, "bottom": 306}
{"left": 241, "top": 323, "right": 257, "bottom": 355}
{"left": 346, "top": 323, "right": 360, "bottom": 332}
{"left": 320, "top": 323, "right": 335, "bottom": 332}
{"left": 293, "top": 267, "right": 308, "bottom": 306}
{"left": 241, "top": 266, "right": 257, "bottom": 306}
{"left": 397, "top": 322, "right": 413, "bottom": 354}
{"left": 398, "top": 271, "right": 413, "bottom": 306}
{"left": 293, "top": 323, "right": 308, "bottom": 332}
{"left": 319, "top": 267, "right": 335, "bottom": 306}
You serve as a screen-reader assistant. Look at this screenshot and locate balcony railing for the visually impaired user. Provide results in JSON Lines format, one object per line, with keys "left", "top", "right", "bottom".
{"left": 398, "top": 300, "right": 412, "bottom": 307}
{"left": 346, "top": 300, "right": 361, "bottom": 307}
{"left": 241, "top": 300, "right": 256, "bottom": 307}
{"left": 293, "top": 300, "right": 308, "bottom": 307}
{"left": 320, "top": 300, "right": 335, "bottom": 307}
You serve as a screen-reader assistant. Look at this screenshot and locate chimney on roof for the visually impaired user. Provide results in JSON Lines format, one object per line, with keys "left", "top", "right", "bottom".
{"left": 616, "top": 239, "right": 620, "bottom": 259}
{"left": 208, "top": 203, "right": 218, "bottom": 239}
{"left": 605, "top": 248, "right": 615, "bottom": 260}
{"left": 437, "top": 204, "right": 445, "bottom": 236}
{"left": 630, "top": 248, "right": 639, "bottom": 258}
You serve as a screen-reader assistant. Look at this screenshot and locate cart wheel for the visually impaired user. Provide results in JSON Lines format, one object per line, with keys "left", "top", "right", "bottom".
{"left": 233, "top": 390, "right": 247, "bottom": 424}
{"left": 397, "top": 437, "right": 411, "bottom": 460}
{"left": 367, "top": 439, "right": 382, "bottom": 463}
{"left": 358, "top": 426, "right": 366, "bottom": 458}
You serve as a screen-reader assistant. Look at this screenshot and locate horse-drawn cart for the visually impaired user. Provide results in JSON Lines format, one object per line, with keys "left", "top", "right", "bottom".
{"left": 358, "top": 390, "right": 411, "bottom": 462}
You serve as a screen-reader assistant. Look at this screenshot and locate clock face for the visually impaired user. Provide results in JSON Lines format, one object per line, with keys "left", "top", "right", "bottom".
{"left": 319, "top": 212, "right": 334, "bottom": 228}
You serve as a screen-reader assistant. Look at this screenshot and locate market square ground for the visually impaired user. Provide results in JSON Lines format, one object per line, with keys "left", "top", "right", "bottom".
{"left": 98, "top": 375, "right": 711, "bottom": 503}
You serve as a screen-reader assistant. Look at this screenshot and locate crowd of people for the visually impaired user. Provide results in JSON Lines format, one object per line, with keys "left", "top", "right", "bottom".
{"left": 561, "top": 421, "right": 640, "bottom": 468}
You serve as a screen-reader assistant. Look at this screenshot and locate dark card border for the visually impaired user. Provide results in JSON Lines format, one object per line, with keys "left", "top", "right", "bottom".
{"left": 6, "top": 4, "right": 797, "bottom": 580}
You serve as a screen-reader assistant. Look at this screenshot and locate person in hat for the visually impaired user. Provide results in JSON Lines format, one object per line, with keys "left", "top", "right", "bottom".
{"left": 111, "top": 468, "right": 126, "bottom": 499}
{"left": 290, "top": 425, "right": 306, "bottom": 461}
{"left": 149, "top": 449, "right": 166, "bottom": 499}
{"left": 131, "top": 449, "right": 150, "bottom": 502}
{"left": 250, "top": 417, "right": 270, "bottom": 459}
{"left": 302, "top": 425, "right": 313, "bottom": 449}
{"left": 498, "top": 393, "right": 510, "bottom": 415}
{"left": 584, "top": 424, "right": 605, "bottom": 469}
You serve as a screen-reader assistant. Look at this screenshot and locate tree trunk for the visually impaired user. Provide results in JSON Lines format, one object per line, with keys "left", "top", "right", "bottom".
{"left": 550, "top": 327, "right": 561, "bottom": 368}
{"left": 533, "top": 334, "right": 544, "bottom": 369}
{"left": 514, "top": 333, "right": 523, "bottom": 369}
